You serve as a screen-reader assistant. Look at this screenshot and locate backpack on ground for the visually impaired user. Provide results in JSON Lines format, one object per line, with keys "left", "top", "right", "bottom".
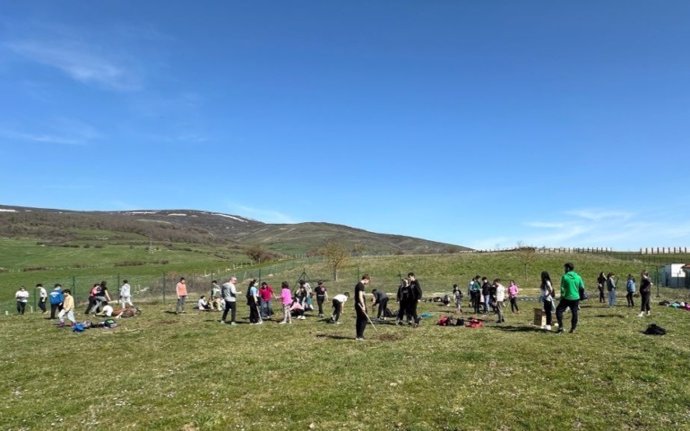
{"left": 643, "top": 323, "right": 666, "bottom": 336}
{"left": 384, "top": 308, "right": 395, "bottom": 318}
{"left": 72, "top": 323, "right": 86, "bottom": 333}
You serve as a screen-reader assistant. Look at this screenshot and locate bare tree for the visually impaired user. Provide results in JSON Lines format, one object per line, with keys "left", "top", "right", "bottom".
{"left": 321, "top": 240, "right": 349, "bottom": 281}
{"left": 516, "top": 242, "right": 537, "bottom": 284}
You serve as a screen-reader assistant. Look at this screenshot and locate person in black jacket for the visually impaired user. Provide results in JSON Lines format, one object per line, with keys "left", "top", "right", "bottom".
{"left": 396, "top": 278, "right": 412, "bottom": 325}
{"left": 407, "top": 272, "right": 422, "bottom": 327}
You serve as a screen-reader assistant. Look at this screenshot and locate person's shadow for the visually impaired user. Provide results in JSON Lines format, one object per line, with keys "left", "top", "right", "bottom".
{"left": 315, "top": 334, "right": 353, "bottom": 340}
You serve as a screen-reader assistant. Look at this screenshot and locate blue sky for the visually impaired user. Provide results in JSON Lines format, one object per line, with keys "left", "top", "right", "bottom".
{"left": 2, "top": 1, "right": 690, "bottom": 251}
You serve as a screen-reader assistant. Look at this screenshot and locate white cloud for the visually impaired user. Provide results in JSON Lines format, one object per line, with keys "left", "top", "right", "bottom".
{"left": 6, "top": 39, "right": 141, "bottom": 91}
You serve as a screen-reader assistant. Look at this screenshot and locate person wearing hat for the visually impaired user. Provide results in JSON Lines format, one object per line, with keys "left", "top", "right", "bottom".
{"left": 314, "top": 280, "right": 328, "bottom": 318}
{"left": 556, "top": 262, "right": 584, "bottom": 334}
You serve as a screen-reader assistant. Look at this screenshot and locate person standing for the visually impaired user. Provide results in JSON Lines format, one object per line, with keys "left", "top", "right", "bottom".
{"left": 259, "top": 282, "right": 275, "bottom": 319}
{"left": 639, "top": 271, "right": 652, "bottom": 317}
{"left": 508, "top": 280, "right": 520, "bottom": 313}
{"left": 606, "top": 273, "right": 617, "bottom": 307}
{"left": 176, "top": 277, "right": 188, "bottom": 314}
{"left": 314, "top": 281, "right": 328, "bottom": 318}
{"left": 354, "top": 274, "right": 370, "bottom": 341}
{"left": 49, "top": 284, "right": 63, "bottom": 319}
{"left": 58, "top": 289, "right": 76, "bottom": 327}
{"left": 279, "top": 281, "right": 293, "bottom": 325}
{"left": 37, "top": 284, "right": 47, "bottom": 314}
{"left": 221, "top": 276, "right": 238, "bottom": 324}
{"left": 119, "top": 279, "right": 133, "bottom": 308}
{"left": 597, "top": 272, "right": 606, "bottom": 304}
{"left": 481, "top": 277, "right": 491, "bottom": 313}
{"left": 407, "top": 272, "right": 422, "bottom": 327}
{"left": 625, "top": 274, "right": 636, "bottom": 308}
{"left": 540, "top": 271, "right": 555, "bottom": 331}
{"left": 247, "top": 279, "right": 261, "bottom": 324}
{"left": 372, "top": 288, "right": 389, "bottom": 321}
{"left": 494, "top": 279, "right": 506, "bottom": 324}
{"left": 396, "top": 278, "right": 412, "bottom": 325}
{"left": 469, "top": 275, "right": 481, "bottom": 314}
{"left": 556, "top": 262, "right": 583, "bottom": 334}
{"left": 15, "top": 287, "right": 29, "bottom": 315}
{"left": 452, "top": 284, "right": 463, "bottom": 312}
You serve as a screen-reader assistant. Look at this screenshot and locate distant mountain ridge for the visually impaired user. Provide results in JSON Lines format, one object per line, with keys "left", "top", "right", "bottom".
{"left": 0, "top": 205, "right": 470, "bottom": 255}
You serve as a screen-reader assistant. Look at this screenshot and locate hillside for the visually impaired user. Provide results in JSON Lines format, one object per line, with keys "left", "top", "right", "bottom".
{"left": 0, "top": 205, "right": 469, "bottom": 256}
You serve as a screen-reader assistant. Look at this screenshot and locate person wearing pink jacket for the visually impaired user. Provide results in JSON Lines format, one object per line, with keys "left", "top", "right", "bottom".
{"left": 279, "top": 282, "right": 293, "bottom": 324}
{"left": 508, "top": 280, "right": 520, "bottom": 313}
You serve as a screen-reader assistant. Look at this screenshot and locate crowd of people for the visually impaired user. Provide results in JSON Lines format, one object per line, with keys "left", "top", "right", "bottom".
{"left": 12, "top": 263, "right": 657, "bottom": 339}
{"left": 13, "top": 280, "right": 140, "bottom": 326}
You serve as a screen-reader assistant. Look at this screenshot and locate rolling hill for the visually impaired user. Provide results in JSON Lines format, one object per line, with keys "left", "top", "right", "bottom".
{"left": 0, "top": 205, "right": 470, "bottom": 256}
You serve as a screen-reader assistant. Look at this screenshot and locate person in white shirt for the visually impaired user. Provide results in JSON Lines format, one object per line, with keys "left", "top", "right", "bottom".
{"left": 119, "top": 280, "right": 133, "bottom": 308}
{"left": 331, "top": 292, "right": 349, "bottom": 324}
{"left": 99, "top": 304, "right": 114, "bottom": 317}
{"left": 493, "top": 279, "right": 506, "bottom": 324}
{"left": 37, "top": 284, "right": 48, "bottom": 314}
{"left": 197, "top": 296, "right": 211, "bottom": 311}
{"left": 15, "top": 287, "right": 29, "bottom": 315}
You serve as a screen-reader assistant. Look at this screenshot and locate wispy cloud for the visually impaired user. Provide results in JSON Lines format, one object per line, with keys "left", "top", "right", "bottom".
{"left": 226, "top": 204, "right": 298, "bottom": 224}
{"left": 470, "top": 208, "right": 690, "bottom": 251}
{"left": 0, "top": 119, "right": 100, "bottom": 146}
{"left": 6, "top": 39, "right": 141, "bottom": 91}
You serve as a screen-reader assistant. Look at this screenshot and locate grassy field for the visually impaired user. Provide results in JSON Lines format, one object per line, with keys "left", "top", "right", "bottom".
{"left": 2, "top": 243, "right": 690, "bottom": 430}
{"left": 1, "top": 294, "right": 689, "bottom": 431}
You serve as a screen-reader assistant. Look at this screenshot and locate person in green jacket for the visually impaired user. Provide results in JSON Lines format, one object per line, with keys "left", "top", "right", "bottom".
{"left": 556, "top": 262, "right": 584, "bottom": 334}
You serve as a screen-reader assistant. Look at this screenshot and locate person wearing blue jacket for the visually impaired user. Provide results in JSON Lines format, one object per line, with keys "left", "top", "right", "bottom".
{"left": 625, "top": 274, "right": 636, "bottom": 307}
{"left": 49, "top": 284, "right": 64, "bottom": 319}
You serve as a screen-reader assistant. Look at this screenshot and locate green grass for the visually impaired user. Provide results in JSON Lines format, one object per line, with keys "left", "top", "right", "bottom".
{"left": 1, "top": 298, "right": 689, "bottom": 430}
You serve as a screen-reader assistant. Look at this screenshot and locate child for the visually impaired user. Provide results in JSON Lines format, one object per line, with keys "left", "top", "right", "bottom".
{"left": 279, "top": 282, "right": 293, "bottom": 324}
{"left": 58, "top": 289, "right": 76, "bottom": 327}
{"left": 452, "top": 284, "right": 463, "bottom": 312}
{"left": 494, "top": 279, "right": 506, "bottom": 324}
{"left": 508, "top": 280, "right": 520, "bottom": 313}
{"left": 625, "top": 274, "right": 636, "bottom": 308}
{"left": 197, "top": 295, "right": 211, "bottom": 311}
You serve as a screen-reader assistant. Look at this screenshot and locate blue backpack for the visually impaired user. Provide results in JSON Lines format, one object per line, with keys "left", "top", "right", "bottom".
{"left": 72, "top": 323, "right": 86, "bottom": 333}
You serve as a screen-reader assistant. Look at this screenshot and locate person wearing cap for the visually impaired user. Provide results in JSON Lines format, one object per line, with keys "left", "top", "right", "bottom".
{"left": 556, "top": 262, "right": 584, "bottom": 334}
